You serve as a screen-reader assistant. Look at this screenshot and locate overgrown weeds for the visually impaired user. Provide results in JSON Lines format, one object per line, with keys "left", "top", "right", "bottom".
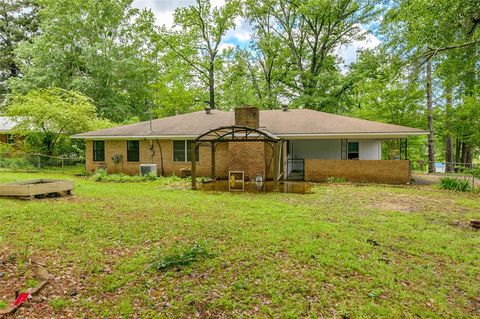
{"left": 0, "top": 156, "right": 35, "bottom": 170}
{"left": 151, "top": 241, "right": 214, "bottom": 271}
{"left": 466, "top": 166, "right": 480, "bottom": 178}
{"left": 90, "top": 169, "right": 158, "bottom": 182}
{"left": 325, "top": 176, "right": 347, "bottom": 183}
{"left": 440, "top": 177, "right": 472, "bottom": 192}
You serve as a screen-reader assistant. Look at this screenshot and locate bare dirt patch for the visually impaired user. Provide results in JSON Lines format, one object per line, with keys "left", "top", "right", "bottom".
{"left": 369, "top": 194, "right": 427, "bottom": 213}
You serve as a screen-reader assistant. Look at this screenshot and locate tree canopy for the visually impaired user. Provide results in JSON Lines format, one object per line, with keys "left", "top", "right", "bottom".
{"left": 0, "top": 0, "right": 478, "bottom": 163}
{"left": 7, "top": 87, "right": 111, "bottom": 155}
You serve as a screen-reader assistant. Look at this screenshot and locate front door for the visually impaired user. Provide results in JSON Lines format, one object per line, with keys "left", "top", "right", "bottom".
{"left": 286, "top": 140, "right": 304, "bottom": 180}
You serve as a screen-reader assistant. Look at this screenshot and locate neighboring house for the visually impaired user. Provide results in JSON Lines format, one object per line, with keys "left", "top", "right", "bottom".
{"left": 0, "top": 116, "right": 18, "bottom": 145}
{"left": 72, "top": 106, "right": 427, "bottom": 185}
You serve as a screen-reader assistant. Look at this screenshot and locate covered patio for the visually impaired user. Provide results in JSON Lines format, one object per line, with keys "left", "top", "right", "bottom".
{"left": 191, "top": 125, "right": 282, "bottom": 191}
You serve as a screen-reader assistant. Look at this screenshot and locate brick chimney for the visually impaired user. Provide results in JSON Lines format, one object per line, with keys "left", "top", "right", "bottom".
{"left": 235, "top": 106, "right": 259, "bottom": 128}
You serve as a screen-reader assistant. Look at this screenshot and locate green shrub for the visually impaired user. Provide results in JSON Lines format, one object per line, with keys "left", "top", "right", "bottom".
{"left": 466, "top": 166, "right": 480, "bottom": 178}
{"left": 0, "top": 156, "right": 35, "bottom": 170}
{"left": 0, "top": 143, "right": 13, "bottom": 155}
{"left": 440, "top": 177, "right": 471, "bottom": 192}
{"left": 151, "top": 242, "right": 213, "bottom": 271}
{"left": 90, "top": 169, "right": 159, "bottom": 183}
{"left": 90, "top": 168, "right": 108, "bottom": 181}
{"left": 143, "top": 171, "right": 158, "bottom": 181}
{"left": 0, "top": 300, "right": 7, "bottom": 309}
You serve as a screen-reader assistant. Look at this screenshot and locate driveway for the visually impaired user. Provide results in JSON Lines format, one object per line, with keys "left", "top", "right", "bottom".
{"left": 412, "top": 172, "right": 477, "bottom": 186}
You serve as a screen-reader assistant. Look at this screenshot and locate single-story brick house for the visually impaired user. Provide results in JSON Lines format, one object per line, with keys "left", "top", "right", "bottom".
{"left": 72, "top": 106, "right": 426, "bottom": 186}
{"left": 0, "top": 117, "right": 17, "bottom": 145}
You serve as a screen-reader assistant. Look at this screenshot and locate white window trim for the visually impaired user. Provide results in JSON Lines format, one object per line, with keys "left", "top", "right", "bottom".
{"left": 173, "top": 140, "right": 198, "bottom": 163}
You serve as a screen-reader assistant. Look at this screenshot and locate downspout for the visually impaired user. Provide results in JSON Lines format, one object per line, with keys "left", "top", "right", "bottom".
{"left": 149, "top": 140, "right": 155, "bottom": 163}
{"left": 156, "top": 139, "right": 165, "bottom": 176}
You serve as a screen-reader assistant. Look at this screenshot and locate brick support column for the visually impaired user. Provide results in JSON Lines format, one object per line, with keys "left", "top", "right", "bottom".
{"left": 211, "top": 143, "right": 215, "bottom": 180}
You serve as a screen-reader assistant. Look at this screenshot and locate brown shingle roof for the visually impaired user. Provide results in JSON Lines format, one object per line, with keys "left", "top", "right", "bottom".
{"left": 72, "top": 109, "right": 426, "bottom": 139}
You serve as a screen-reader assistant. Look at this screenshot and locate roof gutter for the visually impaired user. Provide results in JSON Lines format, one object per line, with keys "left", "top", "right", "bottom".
{"left": 70, "top": 134, "right": 200, "bottom": 140}
{"left": 71, "top": 131, "right": 427, "bottom": 140}
{"left": 277, "top": 131, "right": 428, "bottom": 139}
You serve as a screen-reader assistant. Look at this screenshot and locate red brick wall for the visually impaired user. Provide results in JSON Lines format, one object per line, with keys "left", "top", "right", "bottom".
{"left": 86, "top": 139, "right": 229, "bottom": 177}
{"left": 228, "top": 141, "right": 265, "bottom": 181}
{"left": 85, "top": 139, "right": 275, "bottom": 180}
{"left": 235, "top": 107, "right": 259, "bottom": 128}
{"left": 0, "top": 134, "right": 22, "bottom": 146}
{"left": 304, "top": 159, "right": 410, "bottom": 184}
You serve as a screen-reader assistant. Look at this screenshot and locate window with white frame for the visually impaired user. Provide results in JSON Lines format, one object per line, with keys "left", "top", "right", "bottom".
{"left": 173, "top": 140, "right": 199, "bottom": 162}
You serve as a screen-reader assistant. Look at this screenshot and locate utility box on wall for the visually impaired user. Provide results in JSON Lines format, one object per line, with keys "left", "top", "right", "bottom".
{"left": 140, "top": 164, "right": 158, "bottom": 176}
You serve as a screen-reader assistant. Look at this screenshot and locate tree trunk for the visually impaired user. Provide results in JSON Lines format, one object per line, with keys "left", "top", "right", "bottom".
{"left": 444, "top": 85, "right": 454, "bottom": 172}
{"left": 455, "top": 138, "right": 461, "bottom": 164}
{"left": 465, "top": 145, "right": 473, "bottom": 168}
{"left": 426, "top": 59, "right": 435, "bottom": 173}
{"left": 209, "top": 60, "right": 215, "bottom": 109}
{"left": 266, "top": 76, "right": 273, "bottom": 109}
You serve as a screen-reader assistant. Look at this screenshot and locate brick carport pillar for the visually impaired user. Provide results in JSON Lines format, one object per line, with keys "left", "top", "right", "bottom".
{"left": 211, "top": 142, "right": 215, "bottom": 180}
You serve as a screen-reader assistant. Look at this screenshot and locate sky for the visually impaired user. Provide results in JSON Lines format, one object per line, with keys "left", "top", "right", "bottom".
{"left": 132, "top": 0, "right": 381, "bottom": 67}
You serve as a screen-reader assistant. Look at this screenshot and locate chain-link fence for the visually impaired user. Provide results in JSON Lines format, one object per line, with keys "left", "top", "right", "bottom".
{"left": 0, "top": 153, "right": 85, "bottom": 173}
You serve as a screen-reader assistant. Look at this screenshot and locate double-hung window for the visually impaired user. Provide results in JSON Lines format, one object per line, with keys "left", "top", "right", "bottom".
{"left": 347, "top": 142, "right": 359, "bottom": 160}
{"left": 127, "top": 140, "right": 140, "bottom": 162}
{"left": 93, "top": 141, "right": 105, "bottom": 162}
{"left": 173, "top": 140, "right": 199, "bottom": 162}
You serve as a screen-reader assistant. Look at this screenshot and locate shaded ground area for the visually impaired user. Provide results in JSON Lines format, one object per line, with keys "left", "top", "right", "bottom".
{"left": 200, "top": 180, "right": 312, "bottom": 193}
{"left": 0, "top": 171, "right": 479, "bottom": 318}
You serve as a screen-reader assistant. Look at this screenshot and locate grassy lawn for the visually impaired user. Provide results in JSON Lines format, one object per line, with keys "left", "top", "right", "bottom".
{"left": 0, "top": 170, "right": 479, "bottom": 318}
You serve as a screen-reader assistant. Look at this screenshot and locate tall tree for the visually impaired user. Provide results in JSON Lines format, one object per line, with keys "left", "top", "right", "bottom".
{"left": 158, "top": 0, "right": 240, "bottom": 110}
{"left": 349, "top": 49, "right": 426, "bottom": 160}
{"left": 444, "top": 84, "right": 454, "bottom": 172}
{"left": 426, "top": 59, "right": 435, "bottom": 172}
{"left": 255, "top": 0, "right": 378, "bottom": 110}
{"left": 217, "top": 49, "right": 259, "bottom": 109}
{"left": 0, "top": 0, "right": 39, "bottom": 104}
{"left": 243, "top": 0, "right": 286, "bottom": 109}
{"left": 382, "top": 0, "right": 480, "bottom": 168}
{"left": 7, "top": 87, "right": 111, "bottom": 155}
{"left": 10, "top": 0, "right": 158, "bottom": 121}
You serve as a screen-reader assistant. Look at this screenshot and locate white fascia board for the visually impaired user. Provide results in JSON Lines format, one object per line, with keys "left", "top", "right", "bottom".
{"left": 71, "top": 135, "right": 199, "bottom": 140}
{"left": 71, "top": 131, "right": 427, "bottom": 140}
{"left": 276, "top": 132, "right": 427, "bottom": 139}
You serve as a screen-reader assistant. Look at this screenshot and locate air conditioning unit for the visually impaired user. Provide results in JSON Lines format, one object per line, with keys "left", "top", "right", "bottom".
{"left": 140, "top": 164, "right": 158, "bottom": 176}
